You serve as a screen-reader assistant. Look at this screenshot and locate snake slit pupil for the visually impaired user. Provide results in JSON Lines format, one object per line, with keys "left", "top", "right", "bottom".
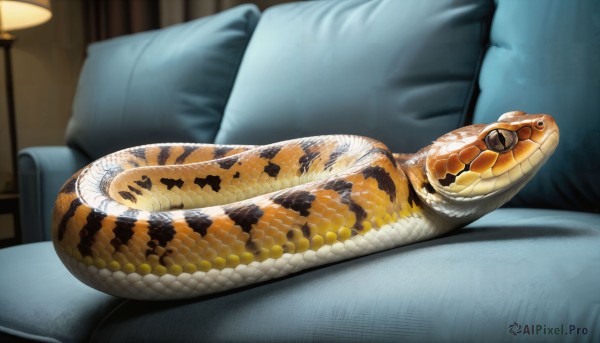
{"left": 498, "top": 131, "right": 506, "bottom": 147}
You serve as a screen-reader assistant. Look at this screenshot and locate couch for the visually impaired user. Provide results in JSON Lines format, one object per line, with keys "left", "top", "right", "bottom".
{"left": 1, "top": 0, "right": 599, "bottom": 342}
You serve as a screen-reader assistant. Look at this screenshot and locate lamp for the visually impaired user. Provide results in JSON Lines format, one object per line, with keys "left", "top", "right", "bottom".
{"left": 0, "top": 0, "right": 51, "bottom": 247}
{"left": 1, "top": 0, "right": 51, "bottom": 32}
{"left": 0, "top": 0, "right": 51, "bottom": 189}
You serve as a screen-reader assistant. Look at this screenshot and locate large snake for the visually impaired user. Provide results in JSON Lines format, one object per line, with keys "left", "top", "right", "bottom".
{"left": 52, "top": 111, "right": 558, "bottom": 300}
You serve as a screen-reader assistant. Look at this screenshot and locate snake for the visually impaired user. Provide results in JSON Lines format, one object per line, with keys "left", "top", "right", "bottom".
{"left": 52, "top": 111, "right": 558, "bottom": 300}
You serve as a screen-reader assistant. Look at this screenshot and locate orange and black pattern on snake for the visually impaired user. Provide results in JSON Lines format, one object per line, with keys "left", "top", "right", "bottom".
{"left": 52, "top": 111, "right": 559, "bottom": 300}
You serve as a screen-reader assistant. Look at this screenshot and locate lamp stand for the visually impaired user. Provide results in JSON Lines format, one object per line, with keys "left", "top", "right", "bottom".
{"left": 0, "top": 32, "right": 21, "bottom": 247}
{"left": 1, "top": 32, "right": 17, "bottom": 189}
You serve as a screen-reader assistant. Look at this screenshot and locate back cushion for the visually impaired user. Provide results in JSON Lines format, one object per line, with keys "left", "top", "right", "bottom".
{"left": 215, "top": 0, "right": 493, "bottom": 153}
{"left": 66, "top": 5, "right": 260, "bottom": 159}
{"left": 473, "top": 0, "right": 600, "bottom": 212}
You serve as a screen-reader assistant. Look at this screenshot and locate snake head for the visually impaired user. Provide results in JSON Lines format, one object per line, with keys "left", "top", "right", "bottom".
{"left": 424, "top": 111, "right": 559, "bottom": 202}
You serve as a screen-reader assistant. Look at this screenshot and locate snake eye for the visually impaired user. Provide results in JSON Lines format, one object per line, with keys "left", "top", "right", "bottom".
{"left": 484, "top": 129, "right": 518, "bottom": 153}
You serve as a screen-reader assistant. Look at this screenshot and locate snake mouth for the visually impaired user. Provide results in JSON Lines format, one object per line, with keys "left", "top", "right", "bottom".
{"left": 493, "top": 128, "right": 558, "bottom": 191}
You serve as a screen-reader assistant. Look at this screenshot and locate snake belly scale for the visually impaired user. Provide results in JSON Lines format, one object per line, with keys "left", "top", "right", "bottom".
{"left": 52, "top": 111, "right": 559, "bottom": 300}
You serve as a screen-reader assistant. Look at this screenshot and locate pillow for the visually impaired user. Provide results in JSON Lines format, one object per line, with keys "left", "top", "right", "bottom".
{"left": 215, "top": 0, "right": 493, "bottom": 153}
{"left": 473, "top": 0, "right": 600, "bottom": 212}
{"left": 66, "top": 4, "right": 260, "bottom": 159}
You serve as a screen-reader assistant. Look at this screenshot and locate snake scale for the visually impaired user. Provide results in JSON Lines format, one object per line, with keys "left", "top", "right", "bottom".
{"left": 52, "top": 111, "right": 558, "bottom": 300}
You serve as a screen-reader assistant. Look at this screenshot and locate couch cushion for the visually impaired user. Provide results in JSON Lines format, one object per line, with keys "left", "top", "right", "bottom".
{"left": 0, "top": 242, "right": 121, "bottom": 343}
{"left": 66, "top": 5, "right": 260, "bottom": 160}
{"left": 215, "top": 0, "right": 493, "bottom": 153}
{"left": 473, "top": 0, "right": 600, "bottom": 212}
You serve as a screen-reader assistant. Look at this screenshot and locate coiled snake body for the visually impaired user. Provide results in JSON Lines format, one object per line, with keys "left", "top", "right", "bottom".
{"left": 52, "top": 111, "right": 558, "bottom": 300}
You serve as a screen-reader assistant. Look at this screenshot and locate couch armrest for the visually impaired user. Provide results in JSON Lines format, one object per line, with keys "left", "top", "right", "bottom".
{"left": 18, "top": 146, "right": 90, "bottom": 243}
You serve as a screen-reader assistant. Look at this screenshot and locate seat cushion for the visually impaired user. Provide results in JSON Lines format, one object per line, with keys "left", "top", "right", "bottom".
{"left": 0, "top": 242, "right": 121, "bottom": 343}
{"left": 215, "top": 0, "right": 493, "bottom": 153}
{"left": 473, "top": 0, "right": 600, "bottom": 212}
{"left": 66, "top": 4, "right": 260, "bottom": 160}
{"left": 3, "top": 209, "right": 597, "bottom": 342}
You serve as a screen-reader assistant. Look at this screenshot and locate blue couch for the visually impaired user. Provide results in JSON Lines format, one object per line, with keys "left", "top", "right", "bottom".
{"left": 2, "top": 1, "right": 599, "bottom": 342}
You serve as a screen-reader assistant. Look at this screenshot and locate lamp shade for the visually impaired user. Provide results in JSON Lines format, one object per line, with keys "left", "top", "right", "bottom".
{"left": 0, "top": 0, "right": 51, "bottom": 31}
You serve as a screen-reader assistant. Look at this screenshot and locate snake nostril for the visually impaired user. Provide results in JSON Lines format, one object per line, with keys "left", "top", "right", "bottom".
{"left": 535, "top": 120, "right": 544, "bottom": 130}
